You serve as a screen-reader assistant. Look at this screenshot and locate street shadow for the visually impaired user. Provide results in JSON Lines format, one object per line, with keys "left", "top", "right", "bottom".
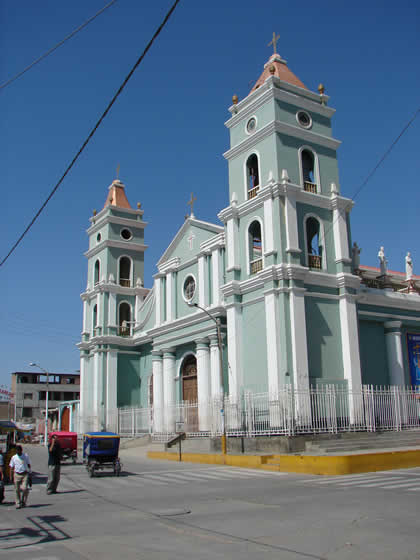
{"left": 0, "top": 514, "right": 71, "bottom": 549}
{"left": 55, "top": 489, "right": 85, "bottom": 495}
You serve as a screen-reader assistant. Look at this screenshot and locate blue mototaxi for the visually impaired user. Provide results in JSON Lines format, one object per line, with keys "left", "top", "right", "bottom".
{"left": 82, "top": 432, "right": 121, "bottom": 477}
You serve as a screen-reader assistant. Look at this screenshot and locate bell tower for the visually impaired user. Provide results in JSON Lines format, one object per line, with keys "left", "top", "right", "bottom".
{"left": 219, "top": 39, "right": 361, "bottom": 406}
{"left": 79, "top": 178, "right": 149, "bottom": 431}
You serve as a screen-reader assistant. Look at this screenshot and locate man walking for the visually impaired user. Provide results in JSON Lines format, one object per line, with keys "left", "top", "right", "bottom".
{"left": 47, "top": 434, "right": 61, "bottom": 494}
{"left": 9, "top": 445, "right": 31, "bottom": 509}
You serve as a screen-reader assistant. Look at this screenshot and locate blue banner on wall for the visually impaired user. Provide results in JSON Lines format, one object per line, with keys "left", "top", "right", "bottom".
{"left": 406, "top": 333, "right": 420, "bottom": 387}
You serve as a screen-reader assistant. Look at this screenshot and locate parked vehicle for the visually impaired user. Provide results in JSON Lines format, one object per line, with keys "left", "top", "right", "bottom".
{"left": 82, "top": 432, "right": 121, "bottom": 477}
{"left": 49, "top": 431, "right": 78, "bottom": 464}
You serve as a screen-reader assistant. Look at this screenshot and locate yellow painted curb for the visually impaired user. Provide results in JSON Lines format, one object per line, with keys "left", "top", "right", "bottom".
{"left": 147, "top": 448, "right": 420, "bottom": 475}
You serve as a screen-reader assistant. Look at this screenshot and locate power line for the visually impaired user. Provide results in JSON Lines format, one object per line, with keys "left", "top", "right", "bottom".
{"left": 0, "top": 0, "right": 181, "bottom": 268}
{"left": 323, "top": 106, "right": 420, "bottom": 245}
{"left": 0, "top": 0, "right": 118, "bottom": 91}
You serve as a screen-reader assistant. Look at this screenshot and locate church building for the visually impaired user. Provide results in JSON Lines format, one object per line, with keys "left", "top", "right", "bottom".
{"left": 78, "top": 45, "right": 420, "bottom": 434}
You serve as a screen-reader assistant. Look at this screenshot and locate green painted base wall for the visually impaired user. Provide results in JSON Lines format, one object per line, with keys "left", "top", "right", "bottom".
{"left": 359, "top": 321, "right": 389, "bottom": 386}
{"left": 117, "top": 353, "right": 140, "bottom": 407}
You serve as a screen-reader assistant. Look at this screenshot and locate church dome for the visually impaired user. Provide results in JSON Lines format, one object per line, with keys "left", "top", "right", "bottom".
{"left": 250, "top": 53, "right": 307, "bottom": 93}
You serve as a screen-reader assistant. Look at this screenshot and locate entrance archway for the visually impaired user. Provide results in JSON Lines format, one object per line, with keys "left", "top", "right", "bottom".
{"left": 181, "top": 354, "right": 198, "bottom": 403}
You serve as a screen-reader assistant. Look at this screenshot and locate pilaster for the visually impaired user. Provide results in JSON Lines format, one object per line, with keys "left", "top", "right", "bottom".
{"left": 226, "top": 303, "right": 243, "bottom": 402}
{"left": 106, "top": 350, "right": 118, "bottom": 430}
{"left": 196, "top": 338, "right": 211, "bottom": 431}
{"left": 209, "top": 335, "right": 223, "bottom": 398}
{"left": 162, "top": 349, "right": 176, "bottom": 432}
{"left": 212, "top": 249, "right": 221, "bottom": 306}
{"left": 152, "top": 352, "right": 164, "bottom": 432}
{"left": 385, "top": 321, "right": 405, "bottom": 386}
{"left": 264, "top": 289, "right": 280, "bottom": 395}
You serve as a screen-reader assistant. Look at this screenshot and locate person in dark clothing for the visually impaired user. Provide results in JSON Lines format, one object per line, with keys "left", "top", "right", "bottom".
{"left": 47, "top": 435, "right": 61, "bottom": 494}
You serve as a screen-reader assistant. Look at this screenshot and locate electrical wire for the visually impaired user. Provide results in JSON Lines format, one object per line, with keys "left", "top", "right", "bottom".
{"left": 0, "top": 0, "right": 118, "bottom": 91}
{"left": 0, "top": 0, "right": 181, "bottom": 268}
{"left": 324, "top": 106, "right": 420, "bottom": 243}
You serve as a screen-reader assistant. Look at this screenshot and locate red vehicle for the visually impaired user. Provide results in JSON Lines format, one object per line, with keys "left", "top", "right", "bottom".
{"left": 48, "top": 431, "right": 78, "bottom": 464}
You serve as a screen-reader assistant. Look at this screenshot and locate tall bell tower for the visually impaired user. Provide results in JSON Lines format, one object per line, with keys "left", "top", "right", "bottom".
{"left": 78, "top": 178, "right": 149, "bottom": 431}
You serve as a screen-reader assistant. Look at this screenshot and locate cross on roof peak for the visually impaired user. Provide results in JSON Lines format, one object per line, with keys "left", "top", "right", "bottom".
{"left": 268, "top": 32, "right": 280, "bottom": 55}
{"left": 187, "top": 192, "right": 197, "bottom": 218}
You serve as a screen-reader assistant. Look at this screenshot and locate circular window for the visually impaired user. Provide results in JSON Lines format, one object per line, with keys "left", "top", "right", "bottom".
{"left": 296, "top": 111, "right": 312, "bottom": 129}
{"left": 183, "top": 276, "right": 196, "bottom": 302}
{"left": 120, "top": 228, "right": 132, "bottom": 241}
{"left": 246, "top": 117, "right": 257, "bottom": 134}
{"left": 96, "top": 233, "right": 101, "bottom": 243}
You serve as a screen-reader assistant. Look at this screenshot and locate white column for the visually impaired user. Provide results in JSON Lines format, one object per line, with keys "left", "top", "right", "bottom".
{"left": 289, "top": 287, "right": 310, "bottom": 393}
{"left": 152, "top": 352, "right": 163, "bottom": 433}
{"left": 212, "top": 249, "right": 221, "bottom": 306}
{"left": 166, "top": 271, "right": 173, "bottom": 322}
{"left": 198, "top": 255, "right": 208, "bottom": 308}
{"left": 108, "top": 292, "right": 116, "bottom": 330}
{"left": 78, "top": 355, "right": 89, "bottom": 433}
{"left": 339, "top": 293, "right": 362, "bottom": 392}
{"left": 332, "top": 197, "right": 350, "bottom": 263}
{"left": 226, "top": 303, "right": 243, "bottom": 401}
{"left": 92, "top": 350, "right": 102, "bottom": 431}
{"left": 284, "top": 193, "right": 300, "bottom": 253}
{"left": 196, "top": 339, "right": 211, "bottom": 431}
{"left": 163, "top": 350, "right": 176, "bottom": 432}
{"left": 155, "top": 277, "right": 161, "bottom": 327}
{"left": 97, "top": 293, "right": 103, "bottom": 331}
{"left": 106, "top": 351, "right": 118, "bottom": 431}
{"left": 82, "top": 301, "right": 88, "bottom": 333}
{"left": 209, "top": 335, "right": 222, "bottom": 398}
{"left": 263, "top": 197, "right": 275, "bottom": 255}
{"left": 264, "top": 290, "right": 280, "bottom": 396}
{"left": 385, "top": 321, "right": 405, "bottom": 386}
{"left": 226, "top": 218, "right": 239, "bottom": 271}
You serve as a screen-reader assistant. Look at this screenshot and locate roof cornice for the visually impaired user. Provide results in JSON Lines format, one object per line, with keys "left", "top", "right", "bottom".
{"left": 84, "top": 239, "right": 148, "bottom": 259}
{"left": 87, "top": 215, "right": 147, "bottom": 235}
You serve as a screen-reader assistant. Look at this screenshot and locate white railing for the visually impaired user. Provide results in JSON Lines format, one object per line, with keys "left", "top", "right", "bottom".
{"left": 76, "top": 386, "right": 420, "bottom": 439}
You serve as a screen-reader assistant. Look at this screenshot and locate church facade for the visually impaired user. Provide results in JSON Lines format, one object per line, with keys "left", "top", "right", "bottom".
{"left": 78, "top": 50, "right": 420, "bottom": 433}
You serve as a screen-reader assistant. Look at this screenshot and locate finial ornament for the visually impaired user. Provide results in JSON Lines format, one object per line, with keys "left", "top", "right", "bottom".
{"left": 268, "top": 32, "right": 280, "bottom": 55}
{"left": 318, "top": 84, "right": 325, "bottom": 94}
{"left": 187, "top": 192, "right": 197, "bottom": 218}
{"left": 137, "top": 202, "right": 142, "bottom": 209}
{"left": 93, "top": 209, "right": 97, "bottom": 216}
{"left": 406, "top": 252, "right": 413, "bottom": 280}
{"left": 232, "top": 94, "right": 238, "bottom": 105}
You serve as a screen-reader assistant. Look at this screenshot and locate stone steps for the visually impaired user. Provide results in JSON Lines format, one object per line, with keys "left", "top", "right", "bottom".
{"left": 305, "top": 430, "right": 420, "bottom": 453}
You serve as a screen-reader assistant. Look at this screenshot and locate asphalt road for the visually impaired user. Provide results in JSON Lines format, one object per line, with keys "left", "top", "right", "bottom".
{"left": 1, "top": 443, "right": 419, "bottom": 559}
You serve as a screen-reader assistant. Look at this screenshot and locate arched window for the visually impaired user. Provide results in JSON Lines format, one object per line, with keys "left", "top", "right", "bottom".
{"left": 94, "top": 260, "right": 100, "bottom": 285}
{"left": 119, "top": 257, "right": 131, "bottom": 287}
{"left": 306, "top": 217, "right": 323, "bottom": 269}
{"left": 119, "top": 302, "right": 131, "bottom": 336}
{"left": 248, "top": 220, "right": 263, "bottom": 274}
{"left": 246, "top": 154, "right": 260, "bottom": 199}
{"left": 92, "top": 304, "right": 97, "bottom": 334}
{"left": 301, "top": 149, "right": 317, "bottom": 193}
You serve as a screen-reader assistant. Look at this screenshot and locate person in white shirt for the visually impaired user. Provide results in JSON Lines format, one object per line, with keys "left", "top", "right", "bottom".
{"left": 9, "top": 445, "right": 31, "bottom": 509}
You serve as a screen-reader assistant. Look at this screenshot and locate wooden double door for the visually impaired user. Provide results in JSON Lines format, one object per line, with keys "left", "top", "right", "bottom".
{"left": 181, "top": 355, "right": 198, "bottom": 431}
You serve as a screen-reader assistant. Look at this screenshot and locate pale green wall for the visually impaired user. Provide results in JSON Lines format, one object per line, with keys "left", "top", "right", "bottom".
{"left": 359, "top": 321, "right": 389, "bottom": 386}
{"left": 241, "top": 302, "right": 268, "bottom": 392}
{"left": 305, "top": 297, "right": 344, "bottom": 384}
{"left": 117, "top": 354, "right": 140, "bottom": 407}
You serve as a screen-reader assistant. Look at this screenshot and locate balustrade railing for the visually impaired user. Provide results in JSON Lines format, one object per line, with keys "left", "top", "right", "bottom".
{"left": 304, "top": 181, "right": 317, "bottom": 193}
{"left": 247, "top": 186, "right": 260, "bottom": 199}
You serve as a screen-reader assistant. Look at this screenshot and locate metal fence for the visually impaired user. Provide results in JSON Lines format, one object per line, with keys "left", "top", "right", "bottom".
{"left": 77, "top": 385, "right": 420, "bottom": 439}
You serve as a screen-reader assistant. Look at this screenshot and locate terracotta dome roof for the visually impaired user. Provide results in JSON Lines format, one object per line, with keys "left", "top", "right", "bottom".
{"left": 250, "top": 53, "right": 307, "bottom": 93}
{"left": 103, "top": 180, "right": 132, "bottom": 209}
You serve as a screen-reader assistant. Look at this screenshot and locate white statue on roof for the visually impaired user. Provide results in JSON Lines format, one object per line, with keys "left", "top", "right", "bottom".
{"left": 405, "top": 252, "right": 413, "bottom": 280}
{"left": 378, "top": 246, "right": 388, "bottom": 276}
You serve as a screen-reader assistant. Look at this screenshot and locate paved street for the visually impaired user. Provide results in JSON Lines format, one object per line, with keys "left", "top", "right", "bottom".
{"left": 1, "top": 444, "right": 419, "bottom": 559}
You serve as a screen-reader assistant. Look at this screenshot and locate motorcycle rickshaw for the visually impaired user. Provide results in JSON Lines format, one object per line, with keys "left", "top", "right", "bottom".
{"left": 82, "top": 432, "right": 121, "bottom": 477}
{"left": 48, "top": 431, "right": 78, "bottom": 464}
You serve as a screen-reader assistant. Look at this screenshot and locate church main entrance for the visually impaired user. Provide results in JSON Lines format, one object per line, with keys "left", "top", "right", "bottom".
{"left": 182, "top": 354, "right": 198, "bottom": 402}
{"left": 181, "top": 354, "right": 198, "bottom": 432}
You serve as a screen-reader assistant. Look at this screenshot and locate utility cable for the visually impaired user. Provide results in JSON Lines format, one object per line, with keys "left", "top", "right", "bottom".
{"left": 0, "top": 0, "right": 181, "bottom": 268}
{"left": 323, "top": 106, "right": 420, "bottom": 245}
{"left": 0, "top": 0, "right": 118, "bottom": 91}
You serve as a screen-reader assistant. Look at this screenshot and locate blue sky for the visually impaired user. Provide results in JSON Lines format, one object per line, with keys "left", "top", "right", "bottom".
{"left": 1, "top": 0, "right": 419, "bottom": 389}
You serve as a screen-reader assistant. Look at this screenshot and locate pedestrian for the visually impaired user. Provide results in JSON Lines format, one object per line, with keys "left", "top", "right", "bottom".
{"left": 47, "top": 434, "right": 61, "bottom": 494}
{"left": 8, "top": 445, "right": 31, "bottom": 509}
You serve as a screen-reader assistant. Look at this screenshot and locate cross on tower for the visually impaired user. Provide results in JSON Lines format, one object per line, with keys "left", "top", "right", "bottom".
{"left": 187, "top": 192, "right": 197, "bottom": 217}
{"left": 268, "top": 32, "right": 280, "bottom": 55}
{"left": 116, "top": 163, "right": 120, "bottom": 180}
